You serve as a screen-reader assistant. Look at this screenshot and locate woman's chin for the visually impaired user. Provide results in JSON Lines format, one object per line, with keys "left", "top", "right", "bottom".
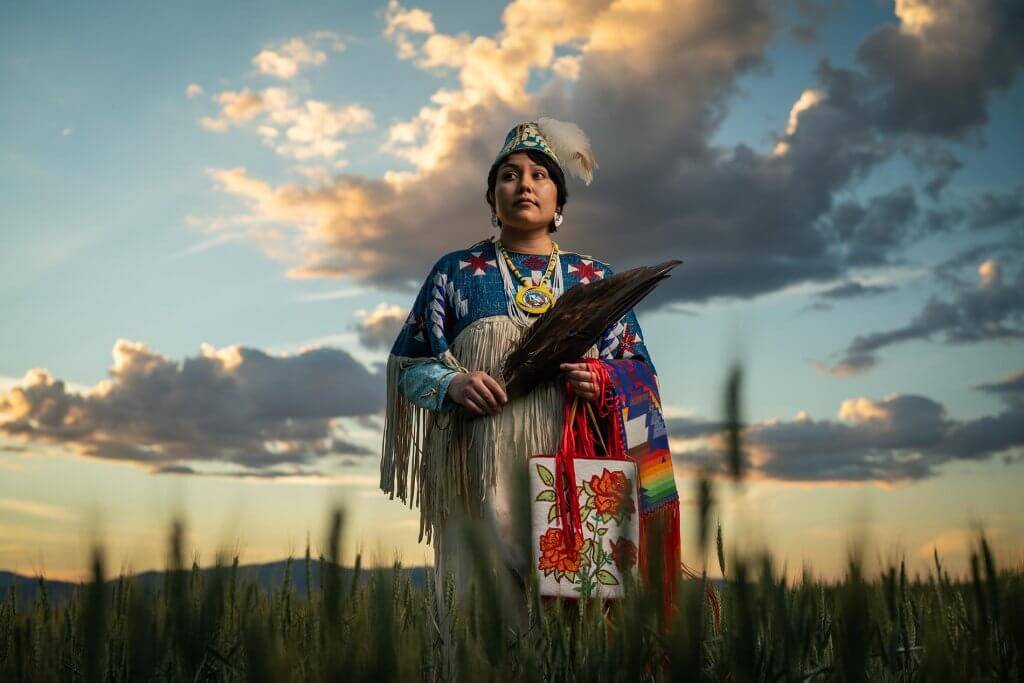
{"left": 500, "top": 219, "right": 548, "bottom": 233}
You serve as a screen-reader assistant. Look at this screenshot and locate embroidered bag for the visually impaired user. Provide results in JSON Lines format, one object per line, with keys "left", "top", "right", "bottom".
{"left": 529, "top": 388, "right": 641, "bottom": 599}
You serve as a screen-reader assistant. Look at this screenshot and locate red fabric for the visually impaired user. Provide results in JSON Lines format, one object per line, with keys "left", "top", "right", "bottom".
{"left": 555, "top": 359, "right": 683, "bottom": 624}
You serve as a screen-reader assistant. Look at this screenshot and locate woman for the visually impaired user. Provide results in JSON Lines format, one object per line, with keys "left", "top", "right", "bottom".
{"left": 379, "top": 118, "right": 677, "bottom": 598}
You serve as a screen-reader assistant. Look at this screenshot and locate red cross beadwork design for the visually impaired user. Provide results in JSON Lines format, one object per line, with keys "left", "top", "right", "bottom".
{"left": 619, "top": 326, "right": 638, "bottom": 356}
{"left": 521, "top": 255, "right": 548, "bottom": 270}
{"left": 459, "top": 251, "right": 496, "bottom": 276}
{"left": 408, "top": 313, "right": 428, "bottom": 342}
{"left": 569, "top": 259, "right": 605, "bottom": 284}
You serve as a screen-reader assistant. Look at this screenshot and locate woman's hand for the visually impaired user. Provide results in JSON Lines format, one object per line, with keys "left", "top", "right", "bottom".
{"left": 560, "top": 362, "right": 598, "bottom": 401}
{"left": 448, "top": 371, "right": 508, "bottom": 416}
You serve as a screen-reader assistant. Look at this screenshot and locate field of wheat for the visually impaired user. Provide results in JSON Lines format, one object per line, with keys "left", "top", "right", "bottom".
{"left": 2, "top": 368, "right": 1020, "bottom": 681}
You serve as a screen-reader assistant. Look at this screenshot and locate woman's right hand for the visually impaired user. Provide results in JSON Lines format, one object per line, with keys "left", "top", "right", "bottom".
{"left": 447, "top": 371, "right": 508, "bottom": 416}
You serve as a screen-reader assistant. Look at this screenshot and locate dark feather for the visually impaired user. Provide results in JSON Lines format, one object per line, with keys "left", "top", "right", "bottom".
{"left": 501, "top": 260, "right": 682, "bottom": 399}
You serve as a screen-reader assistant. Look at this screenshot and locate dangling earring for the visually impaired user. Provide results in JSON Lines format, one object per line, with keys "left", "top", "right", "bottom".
{"left": 553, "top": 212, "right": 563, "bottom": 228}
{"left": 491, "top": 213, "right": 501, "bottom": 228}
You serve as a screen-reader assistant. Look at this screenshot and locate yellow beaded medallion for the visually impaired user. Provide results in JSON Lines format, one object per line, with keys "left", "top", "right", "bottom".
{"left": 496, "top": 239, "right": 560, "bottom": 315}
{"left": 514, "top": 283, "right": 555, "bottom": 314}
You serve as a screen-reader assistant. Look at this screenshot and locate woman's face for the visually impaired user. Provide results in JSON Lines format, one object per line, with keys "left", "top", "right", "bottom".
{"left": 492, "top": 152, "right": 559, "bottom": 232}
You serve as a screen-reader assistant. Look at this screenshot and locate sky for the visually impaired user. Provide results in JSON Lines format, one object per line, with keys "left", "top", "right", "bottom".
{"left": 1, "top": 0, "right": 1022, "bottom": 582}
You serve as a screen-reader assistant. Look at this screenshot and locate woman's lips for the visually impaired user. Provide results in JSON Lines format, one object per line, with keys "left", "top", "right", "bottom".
{"left": 514, "top": 199, "right": 537, "bottom": 207}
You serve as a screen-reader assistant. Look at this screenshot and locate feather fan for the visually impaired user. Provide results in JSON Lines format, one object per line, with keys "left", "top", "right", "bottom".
{"left": 536, "top": 117, "right": 598, "bottom": 186}
{"left": 501, "top": 259, "right": 682, "bottom": 399}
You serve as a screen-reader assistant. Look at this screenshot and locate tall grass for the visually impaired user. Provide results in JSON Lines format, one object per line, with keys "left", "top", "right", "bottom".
{"left": 1, "top": 365, "right": 1020, "bottom": 681}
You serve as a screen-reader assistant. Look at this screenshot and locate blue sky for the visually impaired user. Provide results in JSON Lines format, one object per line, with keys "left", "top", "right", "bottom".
{"left": 1, "top": 0, "right": 1022, "bottom": 580}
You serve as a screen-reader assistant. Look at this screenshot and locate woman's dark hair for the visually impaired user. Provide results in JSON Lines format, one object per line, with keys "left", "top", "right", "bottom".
{"left": 485, "top": 148, "right": 569, "bottom": 233}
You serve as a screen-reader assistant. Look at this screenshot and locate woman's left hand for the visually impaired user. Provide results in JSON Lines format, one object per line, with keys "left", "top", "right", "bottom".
{"left": 560, "top": 362, "right": 598, "bottom": 401}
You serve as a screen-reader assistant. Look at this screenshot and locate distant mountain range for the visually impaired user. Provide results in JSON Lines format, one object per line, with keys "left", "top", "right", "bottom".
{"left": 0, "top": 560, "right": 429, "bottom": 608}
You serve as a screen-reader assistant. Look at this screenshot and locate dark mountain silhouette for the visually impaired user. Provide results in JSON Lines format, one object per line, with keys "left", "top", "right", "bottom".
{"left": 1, "top": 560, "right": 428, "bottom": 609}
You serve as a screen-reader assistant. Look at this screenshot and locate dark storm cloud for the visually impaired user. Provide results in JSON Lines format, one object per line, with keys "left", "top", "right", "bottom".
{"left": 207, "top": 0, "right": 1022, "bottom": 315}
{"left": 818, "top": 281, "right": 896, "bottom": 300}
{"left": 969, "top": 185, "right": 1024, "bottom": 230}
{"left": 802, "top": 278, "right": 897, "bottom": 312}
{"left": 822, "top": 0, "right": 1024, "bottom": 138}
{"left": 0, "top": 340, "right": 383, "bottom": 475}
{"left": 826, "top": 264, "right": 1024, "bottom": 375}
{"left": 352, "top": 304, "right": 407, "bottom": 350}
{"left": 974, "top": 370, "right": 1024, "bottom": 399}
{"left": 672, "top": 376, "right": 1024, "bottom": 482}
{"left": 664, "top": 416, "right": 725, "bottom": 439}
{"left": 821, "top": 185, "right": 919, "bottom": 266}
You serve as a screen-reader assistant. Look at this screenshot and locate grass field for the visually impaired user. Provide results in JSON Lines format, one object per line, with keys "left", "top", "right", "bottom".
{"left": 1, "top": 512, "right": 1020, "bottom": 681}
{"left": 2, "top": 368, "right": 1020, "bottom": 681}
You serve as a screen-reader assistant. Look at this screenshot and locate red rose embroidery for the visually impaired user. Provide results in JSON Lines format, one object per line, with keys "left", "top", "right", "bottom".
{"left": 610, "top": 538, "right": 638, "bottom": 572}
{"left": 537, "top": 527, "right": 585, "bottom": 575}
{"left": 590, "top": 469, "right": 635, "bottom": 518}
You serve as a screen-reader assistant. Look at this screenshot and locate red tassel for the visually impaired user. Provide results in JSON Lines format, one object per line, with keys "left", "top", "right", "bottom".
{"left": 637, "top": 502, "right": 681, "bottom": 629}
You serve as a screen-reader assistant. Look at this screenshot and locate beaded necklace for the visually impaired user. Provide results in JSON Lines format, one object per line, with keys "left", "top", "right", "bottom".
{"left": 495, "top": 239, "right": 560, "bottom": 315}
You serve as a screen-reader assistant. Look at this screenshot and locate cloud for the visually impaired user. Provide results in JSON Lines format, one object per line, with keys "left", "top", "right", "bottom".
{"left": 199, "top": 86, "right": 374, "bottom": 162}
{"left": 0, "top": 339, "right": 383, "bottom": 476}
{"left": 817, "top": 0, "right": 1024, "bottom": 138}
{"left": 252, "top": 32, "right": 345, "bottom": 80}
{"left": 820, "top": 185, "right": 920, "bottom": 267}
{"left": 185, "top": 83, "right": 203, "bottom": 99}
{"left": 353, "top": 303, "right": 408, "bottom": 350}
{"left": 671, "top": 374, "right": 1024, "bottom": 483}
{"left": 200, "top": 0, "right": 1021, "bottom": 313}
{"left": 817, "top": 281, "right": 897, "bottom": 300}
{"left": 824, "top": 260, "right": 1024, "bottom": 375}
{"left": 0, "top": 498, "right": 74, "bottom": 522}
{"left": 968, "top": 184, "right": 1024, "bottom": 230}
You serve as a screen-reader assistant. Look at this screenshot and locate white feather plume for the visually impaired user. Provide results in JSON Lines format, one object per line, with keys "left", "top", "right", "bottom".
{"left": 536, "top": 116, "right": 598, "bottom": 185}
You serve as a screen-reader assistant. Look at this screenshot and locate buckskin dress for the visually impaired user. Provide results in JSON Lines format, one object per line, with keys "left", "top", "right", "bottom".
{"left": 379, "top": 236, "right": 661, "bottom": 588}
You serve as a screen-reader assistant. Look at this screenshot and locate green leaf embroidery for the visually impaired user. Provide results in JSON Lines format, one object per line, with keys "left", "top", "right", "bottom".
{"left": 536, "top": 464, "right": 554, "bottom": 486}
{"left": 597, "top": 527, "right": 608, "bottom": 536}
{"left": 535, "top": 490, "right": 556, "bottom": 502}
{"left": 547, "top": 504, "right": 558, "bottom": 522}
{"left": 586, "top": 521, "right": 596, "bottom": 532}
{"left": 596, "top": 570, "right": 620, "bottom": 586}
{"left": 583, "top": 481, "right": 595, "bottom": 495}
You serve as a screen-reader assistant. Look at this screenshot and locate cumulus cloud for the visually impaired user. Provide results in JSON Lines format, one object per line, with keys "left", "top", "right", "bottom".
{"left": 186, "top": 83, "right": 203, "bottom": 99}
{"left": 0, "top": 339, "right": 383, "bottom": 476}
{"left": 200, "top": 86, "right": 374, "bottom": 162}
{"left": 670, "top": 374, "right": 1024, "bottom": 482}
{"left": 818, "top": 0, "right": 1024, "bottom": 138}
{"left": 824, "top": 260, "right": 1024, "bottom": 375}
{"left": 252, "top": 32, "right": 345, "bottom": 79}
{"left": 353, "top": 303, "right": 408, "bottom": 350}
{"left": 197, "top": 0, "right": 1021, "bottom": 319}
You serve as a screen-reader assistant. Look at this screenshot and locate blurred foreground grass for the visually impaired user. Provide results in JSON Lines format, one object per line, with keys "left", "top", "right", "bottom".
{"left": 2, "top": 366, "right": 1021, "bottom": 681}
{"left": 1, "top": 514, "right": 1021, "bottom": 681}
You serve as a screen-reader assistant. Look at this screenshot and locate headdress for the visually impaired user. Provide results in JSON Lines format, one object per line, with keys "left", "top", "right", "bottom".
{"left": 493, "top": 117, "right": 598, "bottom": 185}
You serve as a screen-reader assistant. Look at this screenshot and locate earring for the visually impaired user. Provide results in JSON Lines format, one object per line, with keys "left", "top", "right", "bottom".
{"left": 553, "top": 212, "right": 563, "bottom": 228}
{"left": 491, "top": 213, "right": 501, "bottom": 228}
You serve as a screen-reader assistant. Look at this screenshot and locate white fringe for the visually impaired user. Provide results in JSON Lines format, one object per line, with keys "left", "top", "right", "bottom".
{"left": 379, "top": 315, "right": 597, "bottom": 544}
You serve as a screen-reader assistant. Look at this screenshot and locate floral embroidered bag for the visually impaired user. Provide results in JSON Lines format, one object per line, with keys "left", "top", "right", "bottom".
{"left": 529, "top": 377, "right": 641, "bottom": 599}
